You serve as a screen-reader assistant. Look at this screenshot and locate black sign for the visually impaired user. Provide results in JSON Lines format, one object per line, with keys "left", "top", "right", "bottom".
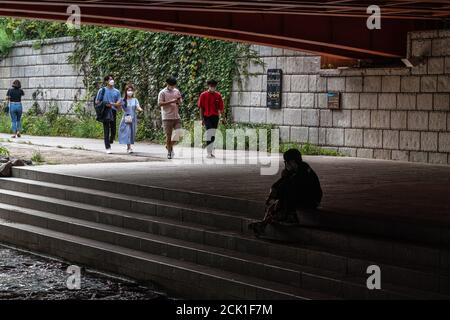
{"left": 266, "top": 69, "right": 282, "bottom": 109}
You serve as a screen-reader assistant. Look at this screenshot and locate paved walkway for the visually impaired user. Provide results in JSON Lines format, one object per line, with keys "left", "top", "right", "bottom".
{"left": 0, "top": 133, "right": 280, "bottom": 169}
{"left": 7, "top": 133, "right": 449, "bottom": 226}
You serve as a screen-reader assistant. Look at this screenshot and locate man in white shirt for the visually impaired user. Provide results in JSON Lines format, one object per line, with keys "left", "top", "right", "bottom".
{"left": 158, "top": 77, "right": 183, "bottom": 159}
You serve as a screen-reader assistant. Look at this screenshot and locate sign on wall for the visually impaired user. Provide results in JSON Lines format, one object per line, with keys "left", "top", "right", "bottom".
{"left": 266, "top": 69, "right": 282, "bottom": 109}
{"left": 327, "top": 92, "right": 341, "bottom": 109}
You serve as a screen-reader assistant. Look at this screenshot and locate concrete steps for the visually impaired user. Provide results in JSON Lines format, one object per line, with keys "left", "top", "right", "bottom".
{"left": 0, "top": 167, "right": 448, "bottom": 299}
{"left": 13, "top": 167, "right": 450, "bottom": 246}
{"left": 0, "top": 219, "right": 324, "bottom": 300}
{"left": 1, "top": 202, "right": 442, "bottom": 299}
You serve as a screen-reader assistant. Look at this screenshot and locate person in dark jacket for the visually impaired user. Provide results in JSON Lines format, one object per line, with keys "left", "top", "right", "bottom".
{"left": 6, "top": 80, "right": 25, "bottom": 138}
{"left": 251, "top": 148, "right": 322, "bottom": 235}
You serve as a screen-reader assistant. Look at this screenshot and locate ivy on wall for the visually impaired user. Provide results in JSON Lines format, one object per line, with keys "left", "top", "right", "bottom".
{"left": 1, "top": 18, "right": 262, "bottom": 141}
{"left": 70, "top": 27, "right": 261, "bottom": 140}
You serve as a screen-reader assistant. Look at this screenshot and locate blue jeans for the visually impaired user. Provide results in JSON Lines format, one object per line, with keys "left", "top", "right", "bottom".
{"left": 9, "top": 102, "right": 23, "bottom": 133}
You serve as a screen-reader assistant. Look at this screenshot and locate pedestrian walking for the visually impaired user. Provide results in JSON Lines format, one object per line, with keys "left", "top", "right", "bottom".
{"left": 6, "top": 80, "right": 24, "bottom": 139}
{"left": 198, "top": 79, "right": 224, "bottom": 158}
{"left": 158, "top": 77, "right": 183, "bottom": 159}
{"left": 95, "top": 75, "right": 122, "bottom": 153}
{"left": 118, "top": 84, "right": 143, "bottom": 153}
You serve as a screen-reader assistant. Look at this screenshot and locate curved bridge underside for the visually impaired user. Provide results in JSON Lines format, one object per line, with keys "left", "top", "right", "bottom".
{"left": 0, "top": 0, "right": 449, "bottom": 59}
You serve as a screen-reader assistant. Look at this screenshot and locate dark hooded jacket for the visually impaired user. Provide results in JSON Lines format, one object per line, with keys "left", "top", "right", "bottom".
{"left": 270, "top": 161, "right": 322, "bottom": 214}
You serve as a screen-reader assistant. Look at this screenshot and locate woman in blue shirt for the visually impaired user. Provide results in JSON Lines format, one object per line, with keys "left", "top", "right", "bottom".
{"left": 118, "top": 84, "right": 143, "bottom": 153}
{"left": 6, "top": 80, "right": 25, "bottom": 138}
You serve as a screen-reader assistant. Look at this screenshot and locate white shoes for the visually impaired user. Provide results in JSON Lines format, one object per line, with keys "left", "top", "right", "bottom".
{"left": 106, "top": 149, "right": 112, "bottom": 154}
{"left": 127, "top": 148, "right": 134, "bottom": 154}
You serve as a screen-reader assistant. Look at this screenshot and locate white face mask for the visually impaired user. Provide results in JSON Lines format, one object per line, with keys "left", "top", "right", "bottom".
{"left": 108, "top": 80, "right": 115, "bottom": 86}
{"left": 127, "top": 91, "right": 133, "bottom": 97}
{"left": 208, "top": 87, "right": 216, "bottom": 92}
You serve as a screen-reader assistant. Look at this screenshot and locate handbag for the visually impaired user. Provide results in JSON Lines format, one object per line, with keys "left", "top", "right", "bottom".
{"left": 124, "top": 114, "right": 133, "bottom": 124}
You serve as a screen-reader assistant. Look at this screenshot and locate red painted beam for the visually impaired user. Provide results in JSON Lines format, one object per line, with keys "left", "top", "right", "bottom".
{"left": 0, "top": 1, "right": 446, "bottom": 59}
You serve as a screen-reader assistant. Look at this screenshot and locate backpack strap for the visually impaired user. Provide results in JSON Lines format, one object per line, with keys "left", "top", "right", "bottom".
{"left": 97, "top": 87, "right": 106, "bottom": 103}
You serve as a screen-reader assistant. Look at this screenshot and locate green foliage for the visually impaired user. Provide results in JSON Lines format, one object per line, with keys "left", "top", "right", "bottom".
{"left": 1, "top": 18, "right": 264, "bottom": 144}
{"left": 70, "top": 26, "right": 260, "bottom": 141}
{"left": 0, "top": 17, "right": 78, "bottom": 42}
{"left": 280, "top": 142, "right": 344, "bottom": 157}
{"left": 0, "top": 113, "right": 103, "bottom": 139}
{"left": 0, "top": 145, "right": 9, "bottom": 156}
{"left": 31, "top": 150, "right": 44, "bottom": 163}
{"left": 0, "top": 28, "right": 14, "bottom": 58}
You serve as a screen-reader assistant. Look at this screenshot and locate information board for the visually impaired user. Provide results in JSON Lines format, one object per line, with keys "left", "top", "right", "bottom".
{"left": 266, "top": 69, "right": 282, "bottom": 109}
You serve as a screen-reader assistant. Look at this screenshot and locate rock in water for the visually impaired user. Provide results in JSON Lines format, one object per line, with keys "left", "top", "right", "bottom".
{"left": 11, "top": 159, "right": 25, "bottom": 167}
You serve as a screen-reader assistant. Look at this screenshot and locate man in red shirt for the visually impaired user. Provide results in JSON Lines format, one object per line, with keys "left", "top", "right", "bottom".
{"left": 198, "top": 79, "right": 224, "bottom": 158}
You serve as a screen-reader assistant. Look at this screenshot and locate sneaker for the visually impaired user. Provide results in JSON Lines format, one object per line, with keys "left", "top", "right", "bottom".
{"left": 167, "top": 152, "right": 172, "bottom": 159}
{"left": 127, "top": 148, "right": 134, "bottom": 154}
{"left": 106, "top": 149, "right": 112, "bottom": 154}
{"left": 16, "top": 133, "right": 21, "bottom": 138}
{"left": 170, "top": 150, "right": 175, "bottom": 158}
{"left": 11, "top": 135, "right": 16, "bottom": 139}
{"left": 206, "top": 153, "right": 215, "bottom": 159}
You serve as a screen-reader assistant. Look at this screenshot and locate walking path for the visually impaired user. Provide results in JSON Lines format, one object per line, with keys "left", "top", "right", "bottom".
{"left": 0, "top": 133, "right": 280, "bottom": 166}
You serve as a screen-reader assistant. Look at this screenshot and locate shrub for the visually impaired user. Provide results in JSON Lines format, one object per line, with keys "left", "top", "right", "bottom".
{"left": 280, "top": 142, "right": 344, "bottom": 157}
{"left": 31, "top": 150, "right": 44, "bottom": 163}
{"left": 0, "top": 145, "right": 10, "bottom": 156}
{"left": 0, "top": 28, "right": 14, "bottom": 58}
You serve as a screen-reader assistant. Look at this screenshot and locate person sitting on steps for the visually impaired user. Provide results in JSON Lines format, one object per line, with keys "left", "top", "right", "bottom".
{"left": 250, "top": 148, "right": 323, "bottom": 236}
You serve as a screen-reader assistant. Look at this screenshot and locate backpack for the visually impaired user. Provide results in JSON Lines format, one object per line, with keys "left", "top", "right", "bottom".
{"left": 94, "top": 87, "right": 106, "bottom": 122}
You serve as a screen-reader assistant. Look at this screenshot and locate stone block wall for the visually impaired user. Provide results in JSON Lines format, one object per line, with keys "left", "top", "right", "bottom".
{"left": 230, "top": 29, "right": 450, "bottom": 165}
{"left": 0, "top": 37, "right": 85, "bottom": 113}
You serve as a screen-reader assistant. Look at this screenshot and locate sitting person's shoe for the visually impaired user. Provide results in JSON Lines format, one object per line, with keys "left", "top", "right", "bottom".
{"left": 249, "top": 222, "right": 266, "bottom": 237}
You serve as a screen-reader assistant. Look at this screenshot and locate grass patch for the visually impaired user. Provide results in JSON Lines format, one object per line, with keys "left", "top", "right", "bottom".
{"left": 280, "top": 142, "right": 344, "bottom": 157}
{"left": 0, "top": 113, "right": 104, "bottom": 139}
{"left": 0, "top": 145, "right": 10, "bottom": 156}
{"left": 31, "top": 150, "right": 45, "bottom": 163}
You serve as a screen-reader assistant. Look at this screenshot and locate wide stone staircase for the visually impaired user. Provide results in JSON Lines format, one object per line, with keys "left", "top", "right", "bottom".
{"left": 0, "top": 167, "right": 449, "bottom": 299}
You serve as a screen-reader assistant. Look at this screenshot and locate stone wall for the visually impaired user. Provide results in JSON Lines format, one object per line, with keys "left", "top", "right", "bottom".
{"left": 0, "top": 37, "right": 84, "bottom": 113}
{"left": 231, "top": 30, "right": 450, "bottom": 165}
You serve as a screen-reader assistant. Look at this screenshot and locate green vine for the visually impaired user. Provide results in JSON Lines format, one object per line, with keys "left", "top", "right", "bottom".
{"left": 69, "top": 27, "right": 261, "bottom": 140}
{"left": 1, "top": 18, "right": 262, "bottom": 141}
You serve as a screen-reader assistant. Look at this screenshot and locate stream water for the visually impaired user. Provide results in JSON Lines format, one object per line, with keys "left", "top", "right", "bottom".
{"left": 0, "top": 245, "right": 168, "bottom": 300}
